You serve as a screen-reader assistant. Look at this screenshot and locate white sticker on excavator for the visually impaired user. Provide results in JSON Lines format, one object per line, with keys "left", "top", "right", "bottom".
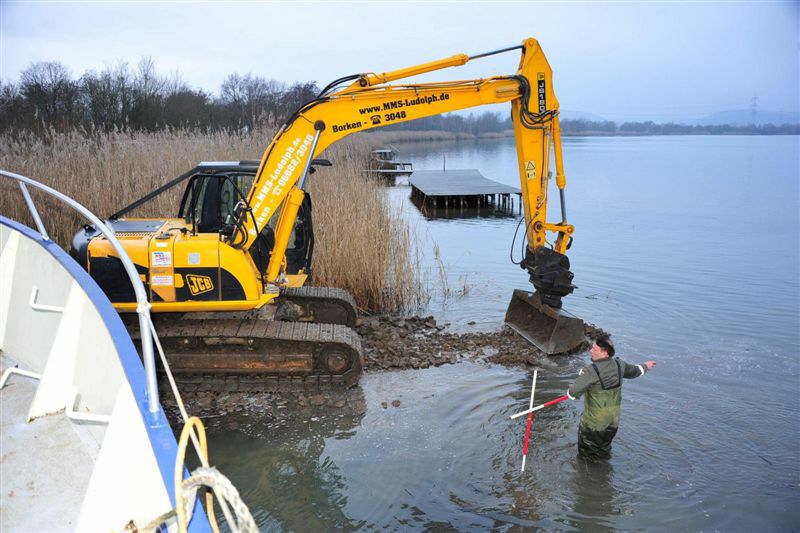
{"left": 151, "top": 275, "right": 173, "bottom": 286}
{"left": 152, "top": 251, "right": 171, "bottom": 266}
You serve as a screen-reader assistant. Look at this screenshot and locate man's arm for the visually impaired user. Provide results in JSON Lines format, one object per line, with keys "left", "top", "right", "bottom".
{"left": 621, "top": 359, "right": 657, "bottom": 379}
{"left": 568, "top": 365, "right": 598, "bottom": 399}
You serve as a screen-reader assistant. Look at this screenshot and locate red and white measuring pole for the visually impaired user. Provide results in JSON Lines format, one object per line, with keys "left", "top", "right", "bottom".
{"left": 511, "top": 370, "right": 571, "bottom": 472}
{"left": 519, "top": 369, "right": 538, "bottom": 472}
{"left": 509, "top": 394, "right": 570, "bottom": 421}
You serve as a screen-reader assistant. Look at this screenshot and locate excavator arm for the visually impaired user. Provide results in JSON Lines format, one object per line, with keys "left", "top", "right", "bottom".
{"left": 235, "top": 38, "right": 574, "bottom": 298}
{"left": 231, "top": 37, "right": 583, "bottom": 352}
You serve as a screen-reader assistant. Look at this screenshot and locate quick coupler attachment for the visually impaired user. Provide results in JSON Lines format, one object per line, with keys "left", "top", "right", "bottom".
{"left": 520, "top": 246, "right": 576, "bottom": 308}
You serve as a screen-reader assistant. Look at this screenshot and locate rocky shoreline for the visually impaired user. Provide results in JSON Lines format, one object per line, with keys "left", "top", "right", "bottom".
{"left": 162, "top": 315, "right": 605, "bottom": 428}
{"left": 355, "top": 315, "right": 605, "bottom": 370}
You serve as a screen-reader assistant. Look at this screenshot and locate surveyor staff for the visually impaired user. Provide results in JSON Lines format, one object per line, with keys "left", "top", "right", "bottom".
{"left": 510, "top": 394, "right": 570, "bottom": 420}
{"left": 520, "top": 369, "right": 538, "bottom": 472}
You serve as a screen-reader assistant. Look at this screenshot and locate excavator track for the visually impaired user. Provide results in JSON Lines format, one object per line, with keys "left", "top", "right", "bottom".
{"left": 275, "top": 286, "right": 358, "bottom": 327}
{"left": 128, "top": 318, "right": 363, "bottom": 392}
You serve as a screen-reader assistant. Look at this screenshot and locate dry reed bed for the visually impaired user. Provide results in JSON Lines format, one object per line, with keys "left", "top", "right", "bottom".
{"left": 0, "top": 129, "right": 423, "bottom": 313}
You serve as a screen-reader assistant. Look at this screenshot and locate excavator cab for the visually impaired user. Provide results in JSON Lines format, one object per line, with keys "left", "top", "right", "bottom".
{"left": 177, "top": 164, "right": 314, "bottom": 277}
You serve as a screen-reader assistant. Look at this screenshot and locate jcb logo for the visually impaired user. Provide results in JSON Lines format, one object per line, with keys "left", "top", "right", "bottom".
{"left": 186, "top": 274, "right": 214, "bottom": 296}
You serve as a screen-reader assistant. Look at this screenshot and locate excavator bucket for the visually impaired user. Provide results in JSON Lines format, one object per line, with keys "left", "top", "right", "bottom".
{"left": 504, "top": 289, "right": 585, "bottom": 355}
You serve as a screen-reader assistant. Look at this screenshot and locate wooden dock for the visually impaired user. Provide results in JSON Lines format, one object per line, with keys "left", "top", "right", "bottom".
{"left": 410, "top": 169, "right": 521, "bottom": 212}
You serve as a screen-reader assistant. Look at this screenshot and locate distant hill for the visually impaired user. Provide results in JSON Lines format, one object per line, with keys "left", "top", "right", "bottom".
{"left": 689, "top": 109, "right": 800, "bottom": 126}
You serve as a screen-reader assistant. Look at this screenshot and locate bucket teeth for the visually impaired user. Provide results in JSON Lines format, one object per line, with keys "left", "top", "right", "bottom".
{"left": 504, "top": 289, "right": 585, "bottom": 355}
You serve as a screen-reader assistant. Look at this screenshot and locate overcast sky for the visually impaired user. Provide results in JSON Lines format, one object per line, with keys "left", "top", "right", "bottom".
{"left": 1, "top": 1, "right": 797, "bottom": 122}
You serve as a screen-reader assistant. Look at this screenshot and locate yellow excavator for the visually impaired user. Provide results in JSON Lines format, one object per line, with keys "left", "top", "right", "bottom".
{"left": 70, "top": 37, "right": 585, "bottom": 390}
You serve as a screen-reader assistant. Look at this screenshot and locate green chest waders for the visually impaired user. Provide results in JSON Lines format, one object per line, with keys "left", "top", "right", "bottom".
{"left": 579, "top": 359, "right": 623, "bottom": 458}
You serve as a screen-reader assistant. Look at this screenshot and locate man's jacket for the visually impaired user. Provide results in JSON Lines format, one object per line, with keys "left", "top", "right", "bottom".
{"left": 568, "top": 357, "right": 649, "bottom": 431}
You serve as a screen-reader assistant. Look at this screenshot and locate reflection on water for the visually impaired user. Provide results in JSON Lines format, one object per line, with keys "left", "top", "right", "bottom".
{"left": 409, "top": 193, "right": 520, "bottom": 221}
{"left": 209, "top": 136, "right": 799, "bottom": 531}
{"left": 569, "top": 459, "right": 617, "bottom": 531}
{"left": 205, "top": 389, "right": 368, "bottom": 531}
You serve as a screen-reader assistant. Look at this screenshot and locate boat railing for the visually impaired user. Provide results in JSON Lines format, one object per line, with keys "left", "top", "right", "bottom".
{"left": 0, "top": 170, "right": 160, "bottom": 414}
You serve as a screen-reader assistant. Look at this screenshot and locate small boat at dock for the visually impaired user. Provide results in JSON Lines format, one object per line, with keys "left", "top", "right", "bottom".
{"left": 363, "top": 147, "right": 414, "bottom": 177}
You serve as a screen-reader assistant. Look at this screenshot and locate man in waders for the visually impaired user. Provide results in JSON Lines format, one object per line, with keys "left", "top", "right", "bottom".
{"left": 567, "top": 335, "right": 656, "bottom": 458}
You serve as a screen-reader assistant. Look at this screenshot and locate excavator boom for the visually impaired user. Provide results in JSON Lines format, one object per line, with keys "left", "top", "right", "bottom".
{"left": 233, "top": 38, "right": 584, "bottom": 353}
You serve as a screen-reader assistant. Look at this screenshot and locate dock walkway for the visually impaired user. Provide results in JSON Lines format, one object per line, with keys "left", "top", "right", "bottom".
{"left": 410, "top": 169, "right": 521, "bottom": 211}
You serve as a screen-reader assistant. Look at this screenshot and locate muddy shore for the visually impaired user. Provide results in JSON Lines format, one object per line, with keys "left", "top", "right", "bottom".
{"left": 162, "top": 316, "right": 604, "bottom": 429}
{"left": 355, "top": 315, "right": 604, "bottom": 370}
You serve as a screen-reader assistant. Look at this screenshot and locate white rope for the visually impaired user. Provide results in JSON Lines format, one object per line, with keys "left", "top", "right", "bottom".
{"left": 180, "top": 467, "right": 258, "bottom": 533}
{"left": 140, "top": 466, "right": 257, "bottom": 533}
{"left": 144, "top": 312, "right": 246, "bottom": 531}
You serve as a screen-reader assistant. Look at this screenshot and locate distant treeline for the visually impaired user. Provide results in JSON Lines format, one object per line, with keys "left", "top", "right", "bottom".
{"left": 558, "top": 119, "right": 800, "bottom": 135}
{"left": 377, "top": 112, "right": 511, "bottom": 136}
{"left": 379, "top": 114, "right": 800, "bottom": 135}
{"left": 0, "top": 59, "right": 318, "bottom": 134}
{"left": 2, "top": 59, "right": 798, "bottom": 136}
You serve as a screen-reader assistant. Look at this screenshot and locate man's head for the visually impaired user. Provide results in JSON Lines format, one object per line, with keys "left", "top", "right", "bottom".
{"left": 590, "top": 334, "right": 615, "bottom": 360}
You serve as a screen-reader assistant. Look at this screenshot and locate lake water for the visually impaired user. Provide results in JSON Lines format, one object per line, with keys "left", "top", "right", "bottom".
{"left": 209, "top": 136, "right": 799, "bottom": 531}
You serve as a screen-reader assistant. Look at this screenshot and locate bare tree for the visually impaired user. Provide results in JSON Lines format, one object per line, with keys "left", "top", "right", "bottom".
{"left": 80, "top": 62, "right": 138, "bottom": 130}
{"left": 277, "top": 81, "right": 318, "bottom": 124}
{"left": 19, "top": 61, "right": 81, "bottom": 131}
{"left": 220, "top": 73, "right": 288, "bottom": 130}
{"left": 0, "top": 81, "right": 24, "bottom": 132}
{"left": 129, "top": 57, "right": 166, "bottom": 130}
{"left": 164, "top": 89, "right": 210, "bottom": 128}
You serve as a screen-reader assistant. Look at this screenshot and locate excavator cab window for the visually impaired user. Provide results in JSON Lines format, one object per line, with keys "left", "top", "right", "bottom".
{"left": 179, "top": 170, "right": 313, "bottom": 276}
{"left": 285, "top": 195, "right": 314, "bottom": 275}
{"left": 249, "top": 195, "right": 314, "bottom": 276}
{"left": 181, "top": 172, "right": 254, "bottom": 233}
{"left": 218, "top": 175, "right": 248, "bottom": 225}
